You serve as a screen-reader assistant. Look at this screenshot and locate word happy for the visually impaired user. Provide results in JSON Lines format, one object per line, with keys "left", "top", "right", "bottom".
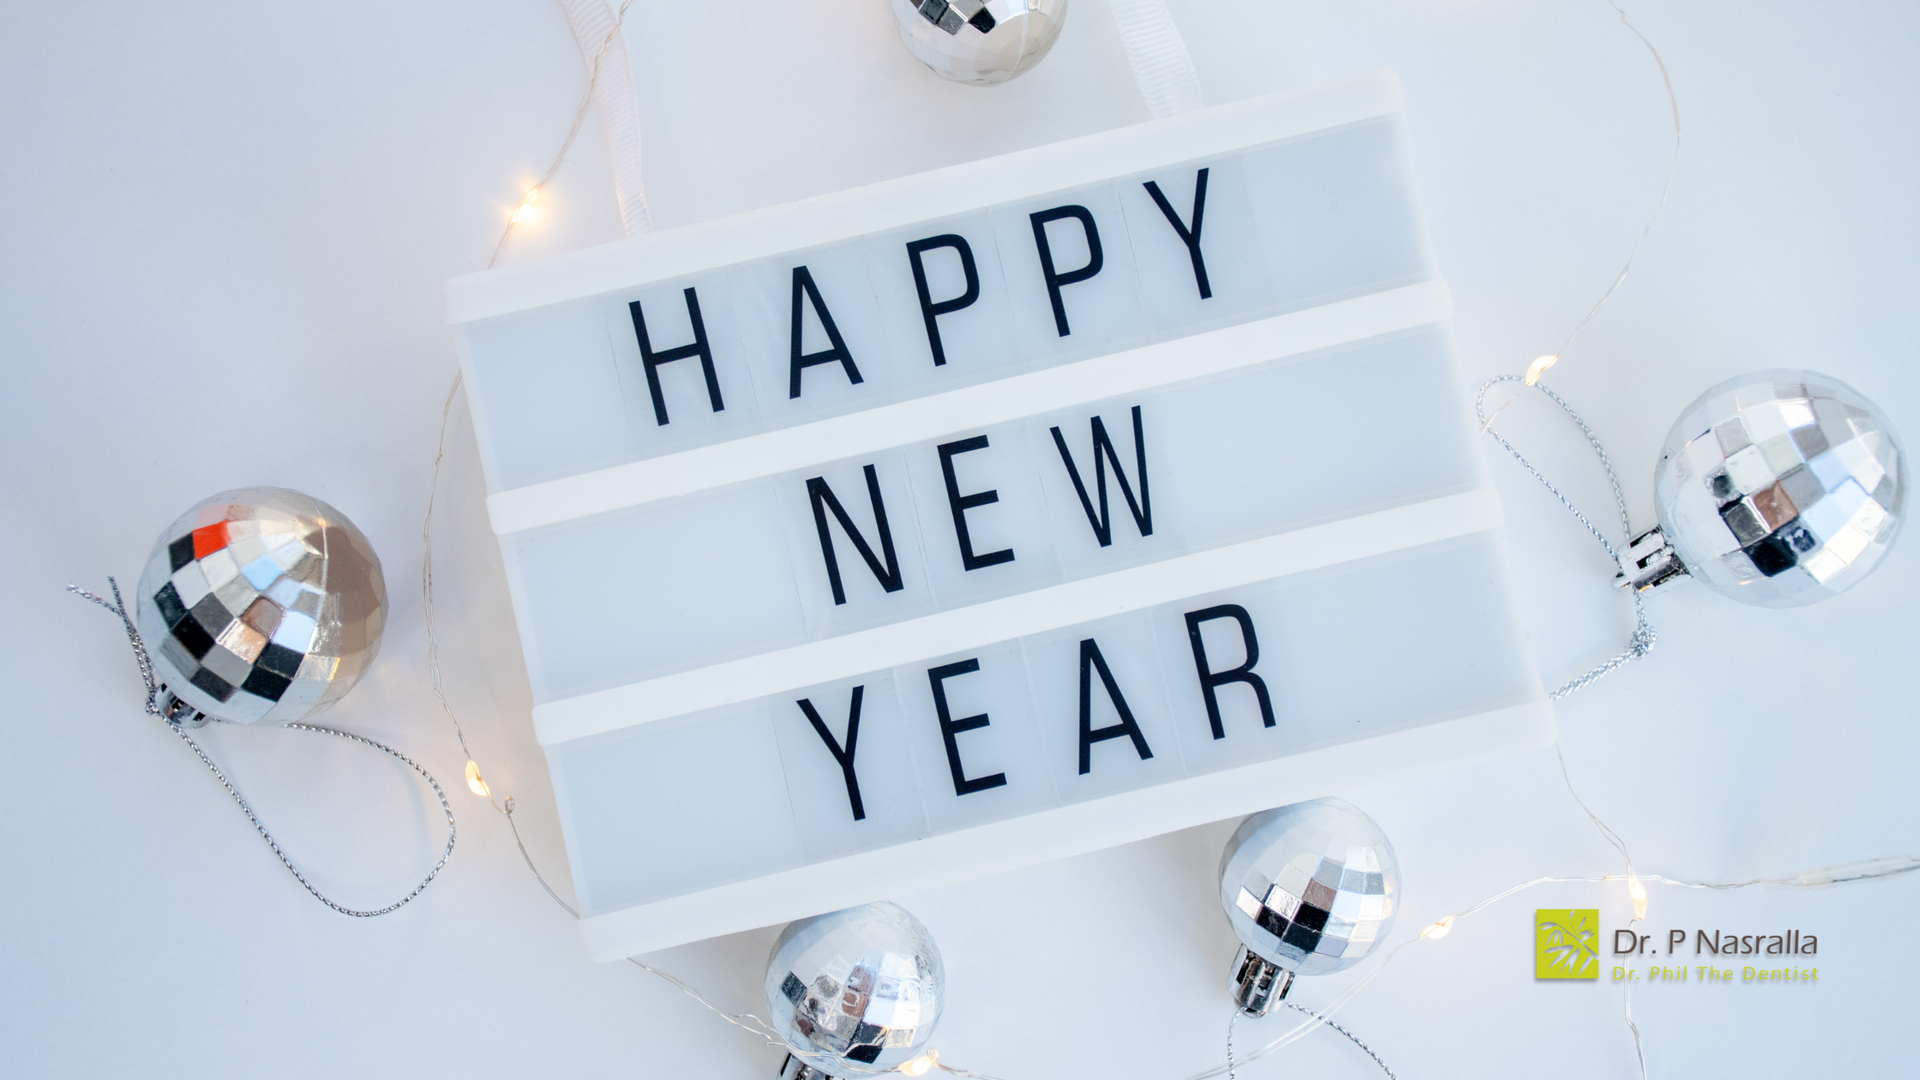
{"left": 626, "top": 174, "right": 1214, "bottom": 424}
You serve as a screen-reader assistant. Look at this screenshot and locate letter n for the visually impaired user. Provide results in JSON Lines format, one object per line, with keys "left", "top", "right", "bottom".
{"left": 807, "top": 465, "right": 904, "bottom": 605}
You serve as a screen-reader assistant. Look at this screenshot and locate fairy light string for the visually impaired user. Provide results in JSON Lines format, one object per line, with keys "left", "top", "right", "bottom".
{"left": 426, "top": 346, "right": 1920, "bottom": 1080}
{"left": 419, "top": 3, "right": 1917, "bottom": 1078}
{"left": 1476, "top": 367, "right": 1660, "bottom": 1077}
{"left": 424, "top": 0, "right": 636, "bottom": 820}
{"left": 484, "top": 0, "right": 635, "bottom": 269}
{"left": 1482, "top": 0, "right": 1682, "bottom": 430}
{"left": 414, "top": 0, "right": 875, "bottom": 1067}
{"left": 1227, "top": 1002, "right": 1396, "bottom": 1080}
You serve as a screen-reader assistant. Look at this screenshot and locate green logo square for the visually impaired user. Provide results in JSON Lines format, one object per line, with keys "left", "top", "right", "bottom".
{"left": 1535, "top": 909, "right": 1600, "bottom": 979}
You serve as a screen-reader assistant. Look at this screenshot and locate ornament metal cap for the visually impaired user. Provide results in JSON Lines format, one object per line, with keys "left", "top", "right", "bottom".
{"left": 155, "top": 685, "right": 211, "bottom": 728}
{"left": 1615, "top": 524, "right": 1688, "bottom": 593}
{"left": 778, "top": 1053, "right": 835, "bottom": 1080}
{"left": 1230, "top": 944, "right": 1295, "bottom": 1017}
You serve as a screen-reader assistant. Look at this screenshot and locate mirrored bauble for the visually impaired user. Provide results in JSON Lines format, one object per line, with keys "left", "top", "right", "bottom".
{"left": 135, "top": 487, "right": 387, "bottom": 725}
{"left": 890, "top": 0, "right": 1067, "bottom": 86}
{"left": 765, "top": 901, "right": 944, "bottom": 1077}
{"left": 1651, "top": 369, "right": 1905, "bottom": 607}
{"left": 1218, "top": 798, "right": 1399, "bottom": 1016}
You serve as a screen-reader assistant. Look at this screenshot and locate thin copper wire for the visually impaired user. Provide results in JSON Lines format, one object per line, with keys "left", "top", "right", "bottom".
{"left": 418, "top": 4, "right": 1911, "bottom": 1079}
{"left": 1481, "top": 0, "right": 1683, "bottom": 430}
{"left": 423, "top": 0, "right": 634, "bottom": 814}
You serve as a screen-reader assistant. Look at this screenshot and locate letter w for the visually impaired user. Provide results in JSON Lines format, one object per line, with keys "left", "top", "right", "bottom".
{"left": 807, "top": 465, "right": 904, "bottom": 605}
{"left": 1050, "top": 405, "right": 1151, "bottom": 547}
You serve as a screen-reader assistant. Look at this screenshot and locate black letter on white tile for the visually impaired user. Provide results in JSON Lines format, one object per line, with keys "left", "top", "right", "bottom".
{"left": 1050, "top": 405, "right": 1152, "bottom": 547}
{"left": 1029, "top": 205, "right": 1104, "bottom": 336}
{"left": 1078, "top": 638, "right": 1153, "bottom": 774}
{"left": 797, "top": 687, "right": 866, "bottom": 821}
{"left": 1143, "top": 167, "right": 1211, "bottom": 299}
{"left": 789, "top": 265, "right": 863, "bottom": 398}
{"left": 1185, "top": 604, "right": 1275, "bottom": 739}
{"left": 928, "top": 658, "right": 1007, "bottom": 796}
{"left": 905, "top": 234, "right": 980, "bottom": 367}
{"left": 807, "top": 465, "right": 904, "bottom": 605}
{"left": 937, "top": 435, "right": 1015, "bottom": 572}
{"left": 629, "top": 287, "right": 723, "bottom": 425}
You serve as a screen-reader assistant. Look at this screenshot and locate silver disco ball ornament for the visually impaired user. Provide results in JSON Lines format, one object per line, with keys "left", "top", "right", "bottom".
{"left": 1627, "top": 370, "right": 1905, "bottom": 607}
{"left": 765, "top": 901, "right": 944, "bottom": 1079}
{"left": 890, "top": 0, "right": 1067, "bottom": 86}
{"left": 135, "top": 487, "right": 388, "bottom": 725}
{"left": 1218, "top": 798, "right": 1399, "bottom": 1016}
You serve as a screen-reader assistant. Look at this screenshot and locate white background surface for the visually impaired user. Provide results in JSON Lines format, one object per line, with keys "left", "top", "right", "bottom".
{"left": 3, "top": 1, "right": 1914, "bottom": 1076}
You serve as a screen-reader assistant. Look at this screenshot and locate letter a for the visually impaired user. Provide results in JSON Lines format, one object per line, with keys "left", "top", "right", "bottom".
{"left": 1077, "top": 638, "right": 1153, "bottom": 774}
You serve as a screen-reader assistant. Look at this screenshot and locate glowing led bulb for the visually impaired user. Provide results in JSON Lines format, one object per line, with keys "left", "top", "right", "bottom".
{"left": 1423, "top": 916, "right": 1455, "bottom": 940}
{"left": 1628, "top": 873, "right": 1648, "bottom": 920}
{"left": 899, "top": 1050, "right": 938, "bottom": 1076}
{"left": 1523, "top": 354, "right": 1559, "bottom": 386}
{"left": 465, "top": 760, "right": 491, "bottom": 798}
{"left": 509, "top": 187, "right": 541, "bottom": 224}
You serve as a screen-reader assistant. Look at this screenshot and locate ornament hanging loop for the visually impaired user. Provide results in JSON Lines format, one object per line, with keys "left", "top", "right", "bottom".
{"left": 1474, "top": 375, "right": 1657, "bottom": 698}
{"left": 70, "top": 578, "right": 457, "bottom": 917}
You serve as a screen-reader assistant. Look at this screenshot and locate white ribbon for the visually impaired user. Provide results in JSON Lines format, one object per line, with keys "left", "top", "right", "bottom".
{"left": 1108, "top": 0, "right": 1204, "bottom": 119}
{"left": 556, "top": 0, "right": 650, "bottom": 234}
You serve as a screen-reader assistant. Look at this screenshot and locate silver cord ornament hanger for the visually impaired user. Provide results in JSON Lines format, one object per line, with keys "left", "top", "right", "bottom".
{"left": 1476, "top": 374, "right": 1658, "bottom": 697}
{"left": 71, "top": 484, "right": 457, "bottom": 916}
{"left": 1227, "top": 1002, "right": 1396, "bottom": 1080}
{"left": 70, "top": 578, "right": 456, "bottom": 917}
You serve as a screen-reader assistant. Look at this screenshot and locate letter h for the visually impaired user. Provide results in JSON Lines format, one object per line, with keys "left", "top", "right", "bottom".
{"left": 629, "top": 287, "right": 724, "bottom": 425}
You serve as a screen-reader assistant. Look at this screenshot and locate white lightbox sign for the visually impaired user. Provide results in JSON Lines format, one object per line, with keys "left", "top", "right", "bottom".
{"left": 447, "top": 72, "right": 1551, "bottom": 961}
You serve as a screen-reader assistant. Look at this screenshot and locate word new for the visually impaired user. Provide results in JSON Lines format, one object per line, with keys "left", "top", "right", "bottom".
{"left": 807, "top": 406, "right": 1151, "bottom": 606}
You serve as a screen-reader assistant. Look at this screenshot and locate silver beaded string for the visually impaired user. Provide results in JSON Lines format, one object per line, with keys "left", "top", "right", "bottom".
{"left": 1279, "top": 1002, "right": 1397, "bottom": 1078}
{"left": 1225, "top": 1011, "right": 1237, "bottom": 1080}
{"left": 1475, "top": 374, "right": 1657, "bottom": 700}
{"left": 69, "top": 578, "right": 456, "bottom": 917}
{"left": 1290, "top": 999, "right": 1397, "bottom": 1068}
{"left": 1216, "top": 5, "right": 1677, "bottom": 1059}
{"left": 1225, "top": 1000, "right": 1397, "bottom": 1080}
{"left": 1221, "top": 368, "right": 1674, "bottom": 1076}
{"left": 1210, "top": 374, "right": 1661, "bottom": 1080}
